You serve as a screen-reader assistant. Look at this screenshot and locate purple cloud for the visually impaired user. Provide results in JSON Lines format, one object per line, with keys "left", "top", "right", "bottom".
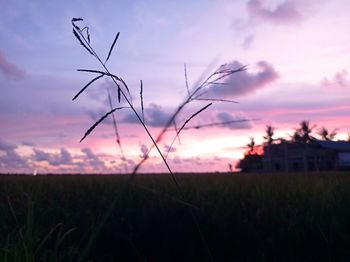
{"left": 0, "top": 140, "right": 28, "bottom": 169}
{"left": 0, "top": 50, "right": 25, "bottom": 80}
{"left": 81, "top": 148, "right": 106, "bottom": 170}
{"left": 22, "top": 141, "right": 36, "bottom": 147}
{"left": 322, "top": 70, "right": 350, "bottom": 89}
{"left": 206, "top": 60, "right": 279, "bottom": 98}
{"left": 164, "top": 144, "right": 176, "bottom": 153}
{"left": 247, "top": 0, "right": 303, "bottom": 24}
{"left": 0, "top": 139, "right": 16, "bottom": 151}
{"left": 139, "top": 143, "right": 149, "bottom": 158}
{"left": 33, "top": 148, "right": 73, "bottom": 166}
{"left": 216, "top": 112, "right": 253, "bottom": 130}
{"left": 122, "top": 104, "right": 172, "bottom": 127}
{"left": 242, "top": 35, "right": 254, "bottom": 49}
{"left": 86, "top": 108, "right": 114, "bottom": 125}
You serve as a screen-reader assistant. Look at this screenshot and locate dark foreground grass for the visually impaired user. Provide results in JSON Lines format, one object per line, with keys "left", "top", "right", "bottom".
{"left": 1, "top": 172, "right": 350, "bottom": 261}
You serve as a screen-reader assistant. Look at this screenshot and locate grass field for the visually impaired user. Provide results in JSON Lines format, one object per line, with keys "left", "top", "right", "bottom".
{"left": 1, "top": 172, "right": 350, "bottom": 261}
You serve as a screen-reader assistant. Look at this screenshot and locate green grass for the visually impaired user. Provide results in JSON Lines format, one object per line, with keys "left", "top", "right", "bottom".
{"left": 1, "top": 172, "right": 350, "bottom": 261}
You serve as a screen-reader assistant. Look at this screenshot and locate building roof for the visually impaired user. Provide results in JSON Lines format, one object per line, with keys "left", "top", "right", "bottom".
{"left": 313, "top": 140, "right": 350, "bottom": 152}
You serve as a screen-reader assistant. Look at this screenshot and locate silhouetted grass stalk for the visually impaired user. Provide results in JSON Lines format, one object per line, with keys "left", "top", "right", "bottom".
{"left": 71, "top": 18, "right": 246, "bottom": 261}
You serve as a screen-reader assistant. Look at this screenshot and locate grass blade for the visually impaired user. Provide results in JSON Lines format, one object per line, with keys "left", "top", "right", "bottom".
{"left": 72, "top": 18, "right": 83, "bottom": 22}
{"left": 195, "top": 98, "right": 238, "bottom": 104}
{"left": 118, "top": 86, "right": 121, "bottom": 103}
{"left": 181, "top": 118, "right": 258, "bottom": 130}
{"left": 80, "top": 107, "right": 124, "bottom": 142}
{"left": 120, "top": 77, "right": 133, "bottom": 105}
{"left": 77, "top": 69, "right": 121, "bottom": 81}
{"left": 184, "top": 63, "right": 190, "bottom": 98}
{"left": 73, "top": 29, "right": 94, "bottom": 56}
{"left": 140, "top": 80, "right": 145, "bottom": 123}
{"left": 72, "top": 74, "right": 104, "bottom": 101}
{"left": 166, "top": 103, "right": 212, "bottom": 158}
{"left": 71, "top": 18, "right": 83, "bottom": 30}
{"left": 107, "top": 89, "right": 127, "bottom": 172}
{"left": 105, "top": 32, "right": 120, "bottom": 64}
{"left": 177, "top": 103, "right": 212, "bottom": 136}
{"left": 86, "top": 27, "right": 91, "bottom": 43}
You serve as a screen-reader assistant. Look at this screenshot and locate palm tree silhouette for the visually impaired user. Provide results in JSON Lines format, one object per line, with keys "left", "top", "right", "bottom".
{"left": 263, "top": 125, "right": 275, "bottom": 145}
{"left": 263, "top": 125, "right": 275, "bottom": 172}
{"left": 295, "top": 120, "right": 316, "bottom": 143}
{"left": 317, "top": 127, "right": 337, "bottom": 141}
{"left": 246, "top": 137, "right": 256, "bottom": 155}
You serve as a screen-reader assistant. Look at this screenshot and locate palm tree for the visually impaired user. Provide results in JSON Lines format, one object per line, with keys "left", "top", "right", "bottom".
{"left": 291, "top": 131, "right": 302, "bottom": 142}
{"left": 292, "top": 120, "right": 315, "bottom": 172}
{"left": 263, "top": 125, "right": 275, "bottom": 172}
{"left": 317, "top": 127, "right": 337, "bottom": 141}
{"left": 296, "top": 120, "right": 315, "bottom": 143}
{"left": 263, "top": 125, "right": 275, "bottom": 145}
{"left": 246, "top": 137, "right": 255, "bottom": 155}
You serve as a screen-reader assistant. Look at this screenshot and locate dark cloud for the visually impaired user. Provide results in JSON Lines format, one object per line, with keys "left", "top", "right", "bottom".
{"left": 206, "top": 60, "right": 279, "bottom": 98}
{"left": 0, "top": 140, "right": 28, "bottom": 169}
{"left": 216, "top": 112, "right": 252, "bottom": 130}
{"left": 0, "top": 50, "right": 26, "bottom": 80}
{"left": 122, "top": 111, "right": 139, "bottom": 124}
{"left": 81, "top": 148, "right": 106, "bottom": 170}
{"left": 322, "top": 70, "right": 350, "bottom": 89}
{"left": 139, "top": 143, "right": 149, "bottom": 158}
{"left": 122, "top": 104, "right": 172, "bottom": 127}
{"left": 247, "top": 0, "right": 303, "bottom": 24}
{"left": 145, "top": 104, "right": 172, "bottom": 127}
{"left": 22, "top": 141, "right": 36, "bottom": 147}
{"left": 164, "top": 144, "right": 177, "bottom": 153}
{"left": 0, "top": 149, "right": 28, "bottom": 169}
{"left": 86, "top": 108, "right": 114, "bottom": 125}
{"left": 0, "top": 139, "right": 16, "bottom": 151}
{"left": 33, "top": 148, "right": 73, "bottom": 166}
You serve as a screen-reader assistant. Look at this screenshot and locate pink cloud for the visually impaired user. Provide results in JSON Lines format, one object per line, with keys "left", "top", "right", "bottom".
{"left": 247, "top": 0, "right": 303, "bottom": 24}
{"left": 322, "top": 70, "right": 350, "bottom": 89}
{"left": 0, "top": 50, "right": 25, "bottom": 80}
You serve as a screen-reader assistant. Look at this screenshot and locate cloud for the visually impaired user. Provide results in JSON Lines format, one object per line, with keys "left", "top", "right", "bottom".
{"left": 242, "top": 35, "right": 254, "bottom": 49}
{"left": 81, "top": 148, "right": 106, "bottom": 170}
{"left": 164, "top": 144, "right": 176, "bottom": 153}
{"left": 86, "top": 108, "right": 114, "bottom": 125}
{"left": 145, "top": 104, "right": 172, "bottom": 127}
{"left": 0, "top": 139, "right": 16, "bottom": 151}
{"left": 139, "top": 143, "right": 149, "bottom": 158}
{"left": 22, "top": 141, "right": 36, "bottom": 147}
{"left": 33, "top": 148, "right": 73, "bottom": 166}
{"left": 247, "top": 0, "right": 303, "bottom": 24}
{"left": 122, "top": 104, "right": 172, "bottom": 127}
{"left": 0, "top": 50, "right": 26, "bottom": 80}
{"left": 322, "top": 70, "right": 350, "bottom": 89}
{"left": 216, "top": 112, "right": 253, "bottom": 130}
{"left": 0, "top": 139, "right": 28, "bottom": 169}
{"left": 206, "top": 60, "right": 279, "bottom": 98}
{"left": 30, "top": 147, "right": 114, "bottom": 173}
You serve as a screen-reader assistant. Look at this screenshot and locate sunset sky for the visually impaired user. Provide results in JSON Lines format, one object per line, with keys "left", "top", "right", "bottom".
{"left": 1, "top": 0, "right": 350, "bottom": 174}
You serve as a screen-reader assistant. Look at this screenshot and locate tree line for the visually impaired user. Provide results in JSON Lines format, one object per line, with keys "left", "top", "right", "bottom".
{"left": 246, "top": 120, "right": 350, "bottom": 155}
